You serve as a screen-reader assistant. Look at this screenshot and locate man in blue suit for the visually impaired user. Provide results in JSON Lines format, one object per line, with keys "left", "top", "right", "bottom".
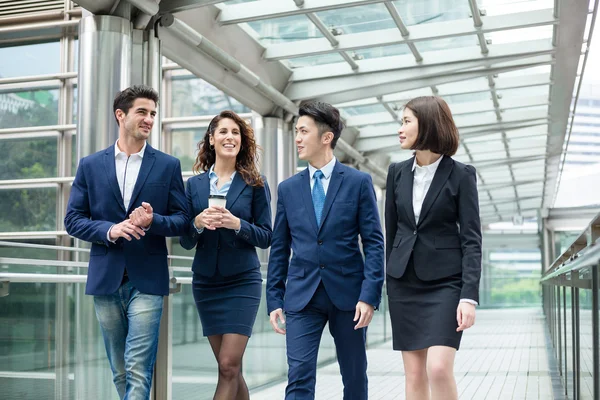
{"left": 266, "top": 102, "right": 385, "bottom": 399}
{"left": 65, "top": 85, "right": 188, "bottom": 400}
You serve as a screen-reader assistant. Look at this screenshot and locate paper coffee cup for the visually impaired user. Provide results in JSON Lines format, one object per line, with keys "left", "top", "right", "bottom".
{"left": 208, "top": 195, "right": 227, "bottom": 208}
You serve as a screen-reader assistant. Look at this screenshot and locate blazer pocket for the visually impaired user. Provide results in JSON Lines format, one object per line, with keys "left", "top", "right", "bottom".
{"left": 435, "top": 235, "right": 461, "bottom": 249}
{"left": 146, "top": 181, "right": 167, "bottom": 187}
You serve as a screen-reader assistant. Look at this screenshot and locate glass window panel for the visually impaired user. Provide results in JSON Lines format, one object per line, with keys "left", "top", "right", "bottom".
{"left": 73, "top": 85, "right": 78, "bottom": 124}
{"left": 353, "top": 43, "right": 412, "bottom": 60}
{"left": 509, "top": 147, "right": 546, "bottom": 158}
{"left": 0, "top": 239, "right": 59, "bottom": 274}
{"left": 393, "top": 0, "right": 471, "bottom": 26}
{"left": 247, "top": 15, "right": 324, "bottom": 45}
{"left": 479, "top": 0, "right": 554, "bottom": 16}
{"left": 498, "top": 85, "right": 550, "bottom": 99}
{"left": 519, "top": 198, "right": 542, "bottom": 209}
{"left": 339, "top": 104, "right": 386, "bottom": 116}
{"left": 286, "top": 52, "right": 346, "bottom": 68}
{"left": 170, "top": 77, "right": 250, "bottom": 117}
{"left": 0, "top": 137, "right": 58, "bottom": 180}
{"left": 464, "top": 133, "right": 503, "bottom": 143}
{"left": 484, "top": 248, "right": 542, "bottom": 307}
{"left": 416, "top": 35, "right": 476, "bottom": 53}
{"left": 489, "top": 26, "right": 552, "bottom": 45}
{"left": 466, "top": 140, "right": 503, "bottom": 153}
{"left": 499, "top": 65, "right": 551, "bottom": 78}
{"left": 0, "top": 42, "right": 60, "bottom": 78}
{"left": 0, "top": 187, "right": 56, "bottom": 232}
{"left": 0, "top": 89, "right": 59, "bottom": 129}
{"left": 171, "top": 128, "right": 207, "bottom": 171}
{"left": 437, "top": 77, "right": 489, "bottom": 95}
{"left": 317, "top": 4, "right": 395, "bottom": 34}
{"left": 446, "top": 92, "right": 492, "bottom": 108}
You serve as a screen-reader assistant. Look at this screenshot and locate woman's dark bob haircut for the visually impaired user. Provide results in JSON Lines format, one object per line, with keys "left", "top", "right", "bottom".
{"left": 404, "top": 96, "right": 459, "bottom": 156}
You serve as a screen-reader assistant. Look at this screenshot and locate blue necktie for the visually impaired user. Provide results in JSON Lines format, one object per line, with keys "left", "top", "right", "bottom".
{"left": 312, "top": 170, "right": 325, "bottom": 225}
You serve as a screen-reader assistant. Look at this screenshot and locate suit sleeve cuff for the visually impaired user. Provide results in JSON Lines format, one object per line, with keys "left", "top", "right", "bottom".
{"left": 193, "top": 221, "right": 204, "bottom": 234}
{"left": 107, "top": 224, "right": 117, "bottom": 244}
{"left": 460, "top": 298, "right": 478, "bottom": 306}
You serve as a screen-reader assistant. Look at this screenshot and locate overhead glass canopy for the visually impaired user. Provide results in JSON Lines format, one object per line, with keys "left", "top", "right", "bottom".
{"left": 153, "top": 0, "right": 594, "bottom": 225}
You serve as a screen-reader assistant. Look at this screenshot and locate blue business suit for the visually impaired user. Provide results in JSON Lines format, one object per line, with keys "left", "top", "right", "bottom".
{"left": 64, "top": 144, "right": 188, "bottom": 296}
{"left": 180, "top": 172, "right": 272, "bottom": 336}
{"left": 179, "top": 172, "right": 272, "bottom": 276}
{"left": 267, "top": 160, "right": 384, "bottom": 399}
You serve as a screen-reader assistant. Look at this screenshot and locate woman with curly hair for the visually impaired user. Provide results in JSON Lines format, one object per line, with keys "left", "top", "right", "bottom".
{"left": 180, "top": 110, "right": 272, "bottom": 400}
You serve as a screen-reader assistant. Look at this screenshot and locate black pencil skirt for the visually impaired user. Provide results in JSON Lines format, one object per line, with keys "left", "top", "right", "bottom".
{"left": 387, "top": 255, "right": 463, "bottom": 351}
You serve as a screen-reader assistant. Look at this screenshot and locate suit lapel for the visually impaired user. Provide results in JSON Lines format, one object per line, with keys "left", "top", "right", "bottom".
{"left": 400, "top": 158, "right": 416, "bottom": 228}
{"left": 104, "top": 146, "right": 126, "bottom": 213}
{"left": 300, "top": 169, "right": 319, "bottom": 234}
{"left": 318, "top": 161, "right": 344, "bottom": 232}
{"left": 127, "top": 145, "right": 155, "bottom": 213}
{"left": 417, "top": 156, "right": 453, "bottom": 226}
{"left": 226, "top": 172, "right": 246, "bottom": 209}
{"left": 196, "top": 172, "right": 210, "bottom": 211}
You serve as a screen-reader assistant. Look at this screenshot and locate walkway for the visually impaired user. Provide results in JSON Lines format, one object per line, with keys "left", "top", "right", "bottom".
{"left": 252, "top": 308, "right": 558, "bottom": 399}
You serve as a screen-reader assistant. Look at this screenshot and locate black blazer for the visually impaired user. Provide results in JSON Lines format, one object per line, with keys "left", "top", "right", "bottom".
{"left": 179, "top": 172, "right": 272, "bottom": 277}
{"left": 385, "top": 156, "right": 482, "bottom": 301}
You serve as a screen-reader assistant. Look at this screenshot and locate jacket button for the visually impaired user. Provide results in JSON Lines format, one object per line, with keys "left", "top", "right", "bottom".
{"left": 318, "top": 240, "right": 323, "bottom": 245}
{"left": 320, "top": 264, "right": 325, "bottom": 269}
{"left": 413, "top": 230, "right": 417, "bottom": 235}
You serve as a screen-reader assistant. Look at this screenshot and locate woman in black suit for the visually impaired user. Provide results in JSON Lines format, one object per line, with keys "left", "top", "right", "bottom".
{"left": 385, "top": 96, "right": 482, "bottom": 400}
{"left": 180, "top": 110, "right": 272, "bottom": 400}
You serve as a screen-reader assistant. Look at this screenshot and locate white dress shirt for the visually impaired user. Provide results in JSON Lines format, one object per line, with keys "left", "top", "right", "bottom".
{"left": 308, "top": 156, "right": 336, "bottom": 195}
{"left": 115, "top": 140, "right": 146, "bottom": 210}
{"left": 412, "top": 155, "right": 477, "bottom": 306}
{"left": 107, "top": 140, "right": 146, "bottom": 242}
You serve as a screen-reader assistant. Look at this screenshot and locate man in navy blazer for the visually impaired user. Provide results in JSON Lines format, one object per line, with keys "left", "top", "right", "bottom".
{"left": 64, "top": 85, "right": 187, "bottom": 399}
{"left": 267, "top": 102, "right": 385, "bottom": 399}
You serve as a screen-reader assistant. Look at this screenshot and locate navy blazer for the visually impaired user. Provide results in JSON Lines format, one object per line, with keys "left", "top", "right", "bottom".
{"left": 179, "top": 172, "right": 272, "bottom": 277}
{"left": 266, "top": 161, "right": 385, "bottom": 314}
{"left": 64, "top": 144, "right": 188, "bottom": 296}
{"left": 385, "top": 156, "right": 482, "bottom": 301}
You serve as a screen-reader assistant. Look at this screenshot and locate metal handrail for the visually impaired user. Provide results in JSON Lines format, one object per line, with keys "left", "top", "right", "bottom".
{"left": 541, "top": 244, "right": 600, "bottom": 283}
{"left": 0, "top": 272, "right": 192, "bottom": 285}
{"left": 542, "top": 210, "right": 600, "bottom": 280}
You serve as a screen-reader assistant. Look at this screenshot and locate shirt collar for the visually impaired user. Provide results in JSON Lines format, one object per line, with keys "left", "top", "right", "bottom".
{"left": 208, "top": 164, "right": 237, "bottom": 181}
{"left": 114, "top": 140, "right": 146, "bottom": 158}
{"left": 412, "top": 154, "right": 443, "bottom": 172}
{"left": 309, "top": 156, "right": 337, "bottom": 180}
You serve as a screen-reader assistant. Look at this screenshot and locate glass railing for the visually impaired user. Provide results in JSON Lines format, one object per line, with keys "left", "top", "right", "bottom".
{"left": 541, "top": 212, "right": 600, "bottom": 400}
{"left": 0, "top": 241, "right": 392, "bottom": 400}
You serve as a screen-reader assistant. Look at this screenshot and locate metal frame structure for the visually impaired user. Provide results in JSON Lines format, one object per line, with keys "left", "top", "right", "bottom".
{"left": 61, "top": 0, "right": 594, "bottom": 228}
{"left": 0, "top": 0, "right": 596, "bottom": 228}
{"left": 541, "top": 211, "right": 600, "bottom": 400}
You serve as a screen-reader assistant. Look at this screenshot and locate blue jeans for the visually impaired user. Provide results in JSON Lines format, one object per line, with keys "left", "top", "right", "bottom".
{"left": 94, "top": 280, "right": 164, "bottom": 400}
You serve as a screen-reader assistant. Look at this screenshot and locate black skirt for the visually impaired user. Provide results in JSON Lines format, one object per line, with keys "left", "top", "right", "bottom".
{"left": 192, "top": 267, "right": 262, "bottom": 337}
{"left": 387, "top": 255, "right": 463, "bottom": 351}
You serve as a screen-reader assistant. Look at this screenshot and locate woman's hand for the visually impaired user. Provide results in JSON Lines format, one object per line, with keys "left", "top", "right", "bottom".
{"left": 456, "top": 302, "right": 476, "bottom": 332}
{"left": 194, "top": 207, "right": 222, "bottom": 231}
{"left": 211, "top": 206, "right": 241, "bottom": 231}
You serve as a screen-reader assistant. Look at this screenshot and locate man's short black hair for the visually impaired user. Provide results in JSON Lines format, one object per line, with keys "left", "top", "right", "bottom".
{"left": 113, "top": 85, "right": 159, "bottom": 126}
{"left": 298, "top": 102, "right": 344, "bottom": 149}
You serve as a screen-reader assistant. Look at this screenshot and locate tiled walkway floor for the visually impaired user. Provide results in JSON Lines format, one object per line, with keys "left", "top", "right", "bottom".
{"left": 251, "top": 308, "right": 558, "bottom": 399}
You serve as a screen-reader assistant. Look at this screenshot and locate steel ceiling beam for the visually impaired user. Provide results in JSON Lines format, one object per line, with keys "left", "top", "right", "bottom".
{"left": 336, "top": 73, "right": 551, "bottom": 109}
{"left": 287, "top": 54, "right": 553, "bottom": 103}
{"left": 159, "top": 0, "right": 226, "bottom": 13}
{"left": 543, "top": 0, "right": 589, "bottom": 208}
{"left": 218, "top": 0, "right": 388, "bottom": 25}
{"left": 264, "top": 8, "right": 555, "bottom": 61}
{"left": 290, "top": 39, "right": 553, "bottom": 82}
